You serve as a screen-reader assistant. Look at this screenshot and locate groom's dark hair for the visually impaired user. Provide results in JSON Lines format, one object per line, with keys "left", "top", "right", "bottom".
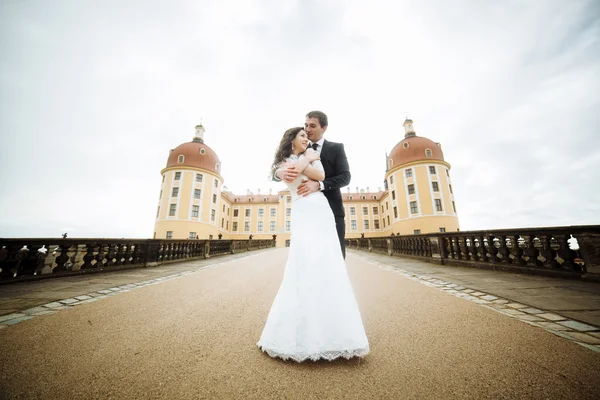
{"left": 306, "top": 111, "right": 328, "bottom": 128}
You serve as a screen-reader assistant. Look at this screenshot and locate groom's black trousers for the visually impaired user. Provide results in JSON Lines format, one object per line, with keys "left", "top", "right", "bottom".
{"left": 335, "top": 216, "right": 346, "bottom": 259}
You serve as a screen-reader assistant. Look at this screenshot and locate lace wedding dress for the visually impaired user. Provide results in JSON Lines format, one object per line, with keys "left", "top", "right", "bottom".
{"left": 257, "top": 154, "right": 369, "bottom": 362}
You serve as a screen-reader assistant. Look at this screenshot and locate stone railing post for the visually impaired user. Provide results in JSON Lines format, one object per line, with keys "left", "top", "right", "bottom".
{"left": 204, "top": 240, "right": 211, "bottom": 259}
{"left": 387, "top": 238, "right": 392, "bottom": 256}
{"left": 580, "top": 232, "right": 600, "bottom": 281}
{"left": 368, "top": 239, "right": 373, "bottom": 252}
{"left": 145, "top": 240, "right": 160, "bottom": 267}
{"left": 430, "top": 236, "right": 442, "bottom": 260}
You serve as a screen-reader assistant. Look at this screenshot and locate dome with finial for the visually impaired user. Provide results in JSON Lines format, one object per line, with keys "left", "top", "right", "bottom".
{"left": 388, "top": 118, "right": 444, "bottom": 167}
{"left": 165, "top": 124, "right": 221, "bottom": 174}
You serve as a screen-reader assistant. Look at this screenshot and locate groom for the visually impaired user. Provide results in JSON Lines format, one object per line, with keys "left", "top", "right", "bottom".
{"left": 277, "top": 111, "right": 351, "bottom": 258}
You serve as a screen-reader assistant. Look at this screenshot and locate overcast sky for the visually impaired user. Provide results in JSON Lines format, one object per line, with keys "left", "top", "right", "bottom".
{"left": 1, "top": 0, "right": 598, "bottom": 238}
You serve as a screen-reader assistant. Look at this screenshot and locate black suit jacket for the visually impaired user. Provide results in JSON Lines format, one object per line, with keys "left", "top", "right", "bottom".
{"left": 319, "top": 139, "right": 351, "bottom": 217}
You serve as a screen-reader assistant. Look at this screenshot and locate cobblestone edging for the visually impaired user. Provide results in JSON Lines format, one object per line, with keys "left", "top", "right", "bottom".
{"left": 0, "top": 255, "right": 254, "bottom": 330}
{"left": 353, "top": 253, "right": 600, "bottom": 353}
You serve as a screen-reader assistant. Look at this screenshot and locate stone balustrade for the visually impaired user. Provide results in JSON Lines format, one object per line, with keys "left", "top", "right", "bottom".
{"left": 346, "top": 225, "right": 600, "bottom": 282}
{"left": 0, "top": 238, "right": 275, "bottom": 283}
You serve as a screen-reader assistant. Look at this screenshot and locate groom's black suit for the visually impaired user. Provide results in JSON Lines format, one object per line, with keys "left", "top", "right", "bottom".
{"left": 318, "top": 139, "right": 351, "bottom": 258}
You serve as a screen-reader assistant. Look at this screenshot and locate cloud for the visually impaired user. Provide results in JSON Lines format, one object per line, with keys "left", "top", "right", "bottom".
{"left": 0, "top": 0, "right": 598, "bottom": 237}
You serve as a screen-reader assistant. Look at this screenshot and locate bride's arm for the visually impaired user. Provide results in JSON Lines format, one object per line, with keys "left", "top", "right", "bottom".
{"left": 290, "top": 149, "right": 320, "bottom": 175}
{"left": 303, "top": 158, "right": 325, "bottom": 181}
{"left": 303, "top": 164, "right": 325, "bottom": 181}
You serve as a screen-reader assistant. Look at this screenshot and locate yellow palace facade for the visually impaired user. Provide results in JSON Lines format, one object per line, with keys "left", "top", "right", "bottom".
{"left": 154, "top": 120, "right": 459, "bottom": 247}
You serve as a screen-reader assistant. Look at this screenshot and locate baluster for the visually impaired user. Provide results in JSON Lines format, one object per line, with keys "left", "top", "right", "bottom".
{"left": 54, "top": 244, "right": 70, "bottom": 271}
{"left": 82, "top": 244, "right": 95, "bottom": 269}
{"left": 554, "top": 234, "right": 575, "bottom": 271}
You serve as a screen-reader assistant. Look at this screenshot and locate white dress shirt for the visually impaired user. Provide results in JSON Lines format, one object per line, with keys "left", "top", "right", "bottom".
{"left": 310, "top": 137, "right": 326, "bottom": 191}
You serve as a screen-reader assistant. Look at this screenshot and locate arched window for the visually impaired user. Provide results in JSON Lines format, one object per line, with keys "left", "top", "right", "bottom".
{"left": 425, "top": 149, "right": 432, "bottom": 157}
{"left": 388, "top": 159, "right": 393, "bottom": 168}
{"left": 177, "top": 155, "right": 184, "bottom": 163}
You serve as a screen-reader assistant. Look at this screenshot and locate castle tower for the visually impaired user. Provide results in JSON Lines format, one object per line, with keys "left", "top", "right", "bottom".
{"left": 379, "top": 118, "right": 459, "bottom": 235}
{"left": 154, "top": 124, "right": 226, "bottom": 240}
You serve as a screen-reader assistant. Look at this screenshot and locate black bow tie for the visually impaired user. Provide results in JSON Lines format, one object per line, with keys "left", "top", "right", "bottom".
{"left": 311, "top": 143, "right": 318, "bottom": 151}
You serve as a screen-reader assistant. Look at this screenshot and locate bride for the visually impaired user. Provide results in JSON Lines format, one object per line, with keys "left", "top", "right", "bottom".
{"left": 257, "top": 126, "right": 369, "bottom": 362}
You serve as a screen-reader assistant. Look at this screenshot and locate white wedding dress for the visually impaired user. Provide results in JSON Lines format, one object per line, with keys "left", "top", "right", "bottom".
{"left": 257, "top": 155, "right": 369, "bottom": 362}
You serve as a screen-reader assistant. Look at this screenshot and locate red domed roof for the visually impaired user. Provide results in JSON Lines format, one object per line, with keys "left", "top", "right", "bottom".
{"left": 388, "top": 135, "right": 444, "bottom": 167}
{"left": 166, "top": 141, "right": 221, "bottom": 175}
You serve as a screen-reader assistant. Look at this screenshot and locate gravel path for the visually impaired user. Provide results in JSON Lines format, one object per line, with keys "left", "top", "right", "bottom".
{"left": 1, "top": 249, "right": 599, "bottom": 399}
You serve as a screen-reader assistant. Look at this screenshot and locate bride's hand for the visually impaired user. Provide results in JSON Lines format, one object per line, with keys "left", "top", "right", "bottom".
{"left": 304, "top": 149, "right": 320, "bottom": 162}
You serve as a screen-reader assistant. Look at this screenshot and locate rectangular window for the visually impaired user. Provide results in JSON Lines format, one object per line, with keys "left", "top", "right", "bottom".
{"left": 410, "top": 201, "right": 418, "bottom": 214}
{"left": 258, "top": 221, "right": 263, "bottom": 231}
{"left": 286, "top": 208, "right": 291, "bottom": 216}
{"left": 286, "top": 196, "right": 292, "bottom": 202}
{"left": 446, "top": 169, "right": 449, "bottom": 177}
{"left": 174, "top": 172, "right": 181, "bottom": 180}
{"left": 226, "top": 221, "right": 229, "bottom": 230}
{"left": 258, "top": 208, "right": 264, "bottom": 217}
{"left": 270, "top": 208, "right": 276, "bottom": 217}
{"left": 350, "top": 207, "right": 356, "bottom": 216}
{"left": 166, "top": 231, "right": 173, "bottom": 239}
{"left": 386, "top": 202, "right": 388, "bottom": 211}
{"left": 435, "top": 199, "right": 443, "bottom": 211}
{"left": 189, "top": 232, "right": 196, "bottom": 239}
{"left": 212, "top": 194, "right": 217, "bottom": 203}
{"left": 414, "top": 229, "right": 421, "bottom": 235}
{"left": 408, "top": 184, "right": 415, "bottom": 195}
{"left": 394, "top": 206, "right": 398, "bottom": 218}
{"left": 162, "top": 175, "right": 165, "bottom": 183}
{"left": 194, "top": 189, "right": 201, "bottom": 199}
{"left": 429, "top": 166, "right": 436, "bottom": 175}
{"left": 374, "top": 220, "right": 380, "bottom": 229}
{"left": 221, "top": 218, "right": 224, "bottom": 228}
{"left": 159, "top": 190, "right": 163, "bottom": 199}
{"left": 392, "top": 190, "right": 396, "bottom": 200}
{"left": 156, "top": 206, "right": 160, "bottom": 218}
{"left": 362, "top": 207, "right": 368, "bottom": 215}
{"left": 196, "top": 173, "right": 203, "bottom": 182}
{"left": 373, "top": 206, "right": 378, "bottom": 215}
{"left": 169, "top": 204, "right": 176, "bottom": 216}
{"left": 432, "top": 182, "right": 439, "bottom": 192}
{"left": 233, "top": 222, "right": 238, "bottom": 231}
{"left": 211, "top": 209, "right": 215, "bottom": 221}
{"left": 439, "top": 227, "right": 446, "bottom": 232}
{"left": 286, "top": 221, "right": 291, "bottom": 231}
{"left": 449, "top": 184, "right": 453, "bottom": 194}
{"left": 227, "top": 208, "right": 230, "bottom": 216}
{"left": 245, "top": 222, "right": 250, "bottom": 231}
{"left": 270, "top": 221, "right": 276, "bottom": 231}
{"left": 172, "top": 187, "right": 179, "bottom": 197}
{"left": 364, "top": 220, "right": 369, "bottom": 229}
{"left": 214, "top": 180, "right": 218, "bottom": 188}
{"left": 405, "top": 169, "right": 412, "bottom": 178}
{"left": 192, "top": 205, "right": 199, "bottom": 218}
{"left": 234, "top": 209, "right": 239, "bottom": 217}
{"left": 245, "top": 209, "right": 251, "bottom": 217}
{"left": 452, "top": 201, "right": 456, "bottom": 213}
{"left": 223, "top": 205, "right": 225, "bottom": 212}
{"left": 381, "top": 205, "right": 384, "bottom": 213}
{"left": 387, "top": 216, "right": 390, "bottom": 225}
{"left": 390, "top": 175, "right": 394, "bottom": 184}
{"left": 351, "top": 220, "right": 357, "bottom": 230}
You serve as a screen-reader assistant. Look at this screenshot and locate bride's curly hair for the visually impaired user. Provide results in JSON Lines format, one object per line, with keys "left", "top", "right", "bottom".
{"left": 270, "top": 126, "right": 304, "bottom": 180}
